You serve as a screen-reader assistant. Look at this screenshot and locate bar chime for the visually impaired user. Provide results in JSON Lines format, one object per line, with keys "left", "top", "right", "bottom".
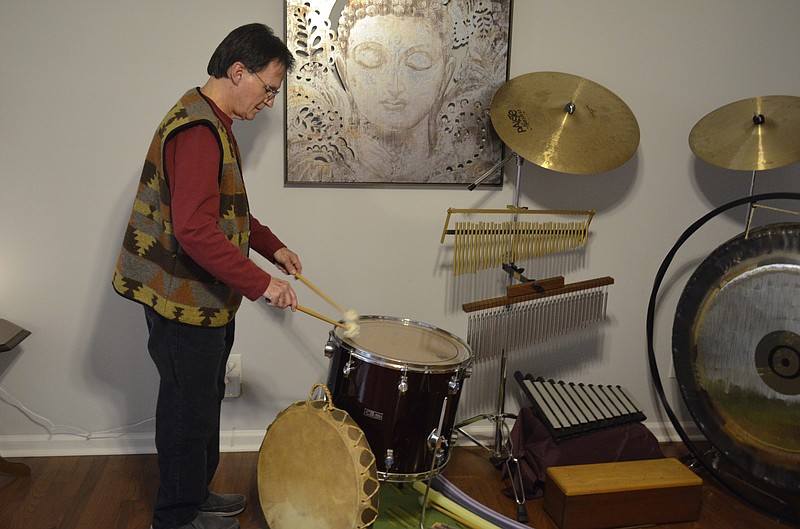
{"left": 440, "top": 207, "right": 595, "bottom": 276}
{"left": 463, "top": 275, "right": 614, "bottom": 362}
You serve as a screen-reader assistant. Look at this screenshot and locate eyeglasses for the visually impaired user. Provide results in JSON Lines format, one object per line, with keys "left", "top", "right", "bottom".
{"left": 252, "top": 71, "right": 280, "bottom": 101}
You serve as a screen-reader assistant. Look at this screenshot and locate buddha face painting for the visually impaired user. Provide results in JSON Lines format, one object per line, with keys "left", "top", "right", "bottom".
{"left": 284, "top": 0, "right": 511, "bottom": 184}
{"left": 337, "top": 13, "right": 455, "bottom": 137}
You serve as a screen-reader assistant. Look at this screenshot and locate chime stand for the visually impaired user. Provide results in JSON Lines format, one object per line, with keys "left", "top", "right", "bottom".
{"left": 455, "top": 152, "right": 530, "bottom": 522}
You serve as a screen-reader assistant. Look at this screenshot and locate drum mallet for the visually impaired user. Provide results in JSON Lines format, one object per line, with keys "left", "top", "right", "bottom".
{"left": 295, "top": 273, "right": 360, "bottom": 337}
{"left": 296, "top": 305, "right": 349, "bottom": 331}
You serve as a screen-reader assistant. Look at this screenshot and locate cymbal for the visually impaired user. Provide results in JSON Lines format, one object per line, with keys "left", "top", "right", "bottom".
{"left": 489, "top": 71, "right": 640, "bottom": 174}
{"left": 689, "top": 95, "right": 800, "bottom": 171}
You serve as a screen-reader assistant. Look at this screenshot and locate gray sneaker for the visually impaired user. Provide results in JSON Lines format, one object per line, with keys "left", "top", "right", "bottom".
{"left": 198, "top": 492, "right": 247, "bottom": 517}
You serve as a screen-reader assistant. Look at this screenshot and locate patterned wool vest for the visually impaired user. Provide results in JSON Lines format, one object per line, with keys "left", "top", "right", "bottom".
{"left": 112, "top": 88, "right": 250, "bottom": 327}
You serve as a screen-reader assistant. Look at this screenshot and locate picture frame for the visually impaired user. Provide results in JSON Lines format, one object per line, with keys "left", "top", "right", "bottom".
{"left": 284, "top": 0, "right": 513, "bottom": 186}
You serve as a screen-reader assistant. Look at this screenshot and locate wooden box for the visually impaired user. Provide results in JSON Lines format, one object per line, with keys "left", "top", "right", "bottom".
{"left": 543, "top": 458, "right": 702, "bottom": 529}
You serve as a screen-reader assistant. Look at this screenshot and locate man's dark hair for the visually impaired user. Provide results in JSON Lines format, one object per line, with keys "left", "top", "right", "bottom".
{"left": 207, "top": 23, "right": 295, "bottom": 78}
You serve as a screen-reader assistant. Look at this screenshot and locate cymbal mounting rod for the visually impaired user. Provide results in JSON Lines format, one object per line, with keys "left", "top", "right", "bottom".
{"left": 564, "top": 101, "right": 576, "bottom": 114}
{"left": 753, "top": 113, "right": 765, "bottom": 125}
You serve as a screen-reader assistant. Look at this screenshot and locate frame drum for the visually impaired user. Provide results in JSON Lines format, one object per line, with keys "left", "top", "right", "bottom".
{"left": 326, "top": 316, "right": 472, "bottom": 482}
{"left": 257, "top": 384, "right": 380, "bottom": 529}
{"left": 673, "top": 223, "right": 800, "bottom": 495}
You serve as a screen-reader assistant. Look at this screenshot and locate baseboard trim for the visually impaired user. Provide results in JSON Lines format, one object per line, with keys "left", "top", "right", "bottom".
{"left": 0, "top": 421, "right": 703, "bottom": 457}
{"left": 0, "top": 430, "right": 268, "bottom": 457}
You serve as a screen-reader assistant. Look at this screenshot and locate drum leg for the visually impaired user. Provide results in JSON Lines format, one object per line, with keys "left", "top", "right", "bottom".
{"left": 503, "top": 453, "right": 529, "bottom": 523}
{"left": 418, "top": 397, "right": 449, "bottom": 529}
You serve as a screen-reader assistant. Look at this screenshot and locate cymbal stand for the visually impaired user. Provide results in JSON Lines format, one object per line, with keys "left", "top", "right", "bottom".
{"left": 455, "top": 152, "right": 528, "bottom": 521}
{"left": 745, "top": 169, "right": 758, "bottom": 229}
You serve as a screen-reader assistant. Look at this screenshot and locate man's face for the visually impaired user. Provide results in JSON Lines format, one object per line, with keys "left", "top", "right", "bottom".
{"left": 233, "top": 60, "right": 286, "bottom": 121}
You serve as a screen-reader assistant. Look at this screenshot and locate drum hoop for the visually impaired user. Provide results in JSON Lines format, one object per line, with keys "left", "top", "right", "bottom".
{"left": 377, "top": 449, "right": 453, "bottom": 483}
{"left": 334, "top": 315, "right": 473, "bottom": 372}
{"left": 341, "top": 347, "right": 472, "bottom": 373}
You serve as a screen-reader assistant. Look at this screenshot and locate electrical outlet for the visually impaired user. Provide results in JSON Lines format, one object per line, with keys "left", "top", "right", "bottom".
{"left": 225, "top": 354, "right": 242, "bottom": 398}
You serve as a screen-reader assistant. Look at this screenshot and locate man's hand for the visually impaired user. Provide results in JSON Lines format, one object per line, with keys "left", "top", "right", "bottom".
{"left": 263, "top": 278, "right": 298, "bottom": 310}
{"left": 273, "top": 247, "right": 302, "bottom": 276}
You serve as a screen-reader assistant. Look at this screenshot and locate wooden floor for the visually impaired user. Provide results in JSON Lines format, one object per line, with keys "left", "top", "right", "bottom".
{"left": 0, "top": 444, "right": 797, "bottom": 529}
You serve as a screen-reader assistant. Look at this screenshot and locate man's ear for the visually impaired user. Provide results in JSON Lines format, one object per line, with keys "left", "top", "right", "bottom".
{"left": 229, "top": 61, "right": 246, "bottom": 84}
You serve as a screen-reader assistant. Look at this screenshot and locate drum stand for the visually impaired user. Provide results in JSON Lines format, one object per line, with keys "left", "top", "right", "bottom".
{"left": 453, "top": 153, "right": 529, "bottom": 522}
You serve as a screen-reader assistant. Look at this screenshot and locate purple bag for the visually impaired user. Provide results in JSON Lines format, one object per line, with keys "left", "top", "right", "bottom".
{"left": 503, "top": 406, "right": 664, "bottom": 498}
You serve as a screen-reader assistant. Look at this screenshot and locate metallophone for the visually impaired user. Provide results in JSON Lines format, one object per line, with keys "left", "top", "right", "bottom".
{"left": 515, "top": 371, "right": 646, "bottom": 442}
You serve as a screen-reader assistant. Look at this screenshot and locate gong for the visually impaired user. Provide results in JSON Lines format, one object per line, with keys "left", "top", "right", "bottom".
{"left": 673, "top": 223, "right": 800, "bottom": 494}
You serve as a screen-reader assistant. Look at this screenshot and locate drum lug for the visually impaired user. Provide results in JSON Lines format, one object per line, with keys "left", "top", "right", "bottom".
{"left": 397, "top": 365, "right": 409, "bottom": 394}
{"left": 324, "top": 330, "right": 337, "bottom": 358}
{"left": 448, "top": 374, "right": 461, "bottom": 394}
{"left": 343, "top": 359, "right": 355, "bottom": 377}
{"left": 385, "top": 449, "right": 395, "bottom": 469}
{"left": 427, "top": 430, "right": 448, "bottom": 463}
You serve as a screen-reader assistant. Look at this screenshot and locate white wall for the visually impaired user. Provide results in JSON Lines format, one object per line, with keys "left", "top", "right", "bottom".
{"left": 2, "top": 0, "right": 799, "bottom": 455}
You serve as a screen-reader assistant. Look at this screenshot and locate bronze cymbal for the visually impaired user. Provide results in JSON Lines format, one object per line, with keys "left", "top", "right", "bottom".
{"left": 689, "top": 95, "right": 800, "bottom": 171}
{"left": 489, "top": 71, "right": 640, "bottom": 174}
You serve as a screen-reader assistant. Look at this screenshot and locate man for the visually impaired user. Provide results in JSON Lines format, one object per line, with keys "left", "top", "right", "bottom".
{"left": 112, "top": 24, "right": 300, "bottom": 529}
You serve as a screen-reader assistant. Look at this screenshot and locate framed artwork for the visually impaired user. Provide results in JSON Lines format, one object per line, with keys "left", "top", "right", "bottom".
{"left": 284, "top": 0, "right": 513, "bottom": 185}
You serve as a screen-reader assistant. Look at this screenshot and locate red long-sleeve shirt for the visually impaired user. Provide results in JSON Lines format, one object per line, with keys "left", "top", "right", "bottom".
{"left": 164, "top": 98, "right": 286, "bottom": 301}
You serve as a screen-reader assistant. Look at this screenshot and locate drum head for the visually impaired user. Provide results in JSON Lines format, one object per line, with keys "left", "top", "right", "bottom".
{"left": 257, "top": 385, "right": 380, "bottom": 529}
{"left": 673, "top": 223, "right": 800, "bottom": 494}
{"left": 334, "top": 316, "right": 472, "bottom": 371}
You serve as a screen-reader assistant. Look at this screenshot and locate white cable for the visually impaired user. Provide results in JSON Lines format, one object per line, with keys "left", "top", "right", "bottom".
{"left": 0, "top": 385, "right": 154, "bottom": 440}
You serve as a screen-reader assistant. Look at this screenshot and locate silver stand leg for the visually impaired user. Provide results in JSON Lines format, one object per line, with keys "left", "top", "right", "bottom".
{"left": 745, "top": 169, "right": 758, "bottom": 232}
{"left": 419, "top": 397, "right": 449, "bottom": 529}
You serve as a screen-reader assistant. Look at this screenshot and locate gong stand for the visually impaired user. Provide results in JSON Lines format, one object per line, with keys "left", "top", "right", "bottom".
{"left": 744, "top": 195, "right": 800, "bottom": 236}
{"left": 647, "top": 192, "right": 800, "bottom": 524}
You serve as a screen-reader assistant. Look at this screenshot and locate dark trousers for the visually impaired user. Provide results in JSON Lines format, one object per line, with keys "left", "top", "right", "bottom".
{"left": 144, "top": 306, "right": 235, "bottom": 529}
